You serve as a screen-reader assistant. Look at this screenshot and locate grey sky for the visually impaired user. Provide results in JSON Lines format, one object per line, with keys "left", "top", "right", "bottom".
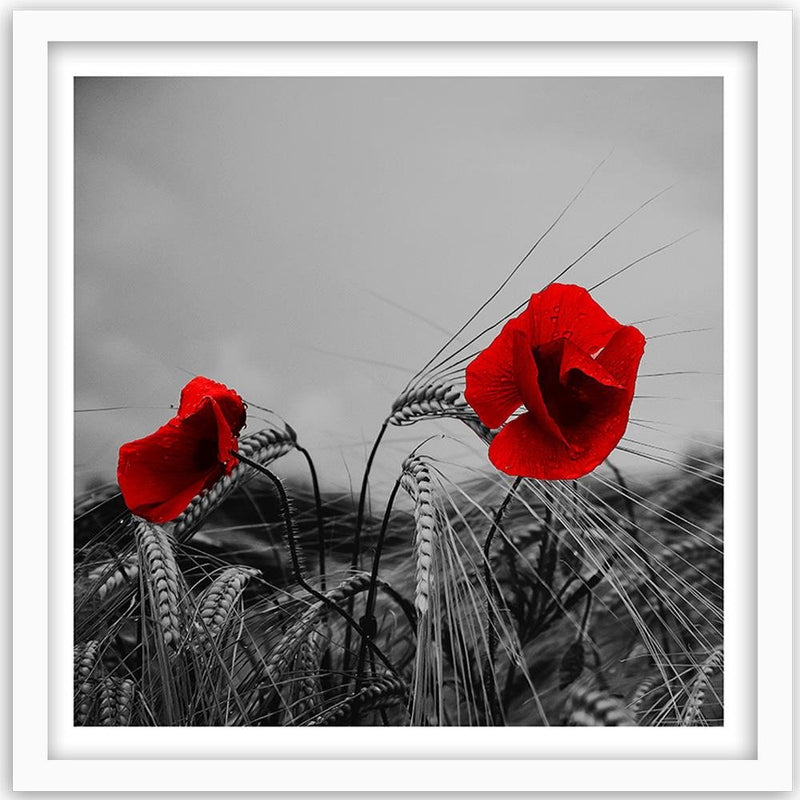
{"left": 75, "top": 77, "right": 722, "bottom": 494}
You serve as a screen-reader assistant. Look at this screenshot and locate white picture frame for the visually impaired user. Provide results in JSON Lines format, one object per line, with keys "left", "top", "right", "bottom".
{"left": 12, "top": 7, "right": 792, "bottom": 793}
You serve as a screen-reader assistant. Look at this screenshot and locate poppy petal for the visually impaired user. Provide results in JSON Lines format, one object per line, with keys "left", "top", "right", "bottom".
{"left": 526, "top": 284, "right": 620, "bottom": 355}
{"left": 557, "top": 391, "right": 636, "bottom": 475}
{"left": 207, "top": 397, "right": 239, "bottom": 470}
{"left": 536, "top": 337, "right": 623, "bottom": 390}
{"left": 596, "top": 325, "right": 647, "bottom": 385}
{"left": 117, "top": 400, "right": 233, "bottom": 523}
{"left": 465, "top": 316, "right": 527, "bottom": 429}
{"left": 511, "top": 329, "right": 569, "bottom": 446}
{"left": 488, "top": 407, "right": 624, "bottom": 480}
{"left": 487, "top": 412, "right": 575, "bottom": 479}
{"left": 178, "top": 376, "right": 246, "bottom": 435}
{"left": 551, "top": 329, "right": 645, "bottom": 470}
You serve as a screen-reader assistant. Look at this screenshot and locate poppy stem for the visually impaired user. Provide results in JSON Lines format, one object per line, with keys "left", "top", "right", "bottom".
{"left": 231, "top": 450, "right": 398, "bottom": 678}
{"left": 351, "top": 476, "right": 403, "bottom": 725}
{"left": 351, "top": 419, "right": 389, "bottom": 571}
{"left": 295, "top": 444, "right": 326, "bottom": 594}
{"left": 483, "top": 475, "right": 522, "bottom": 726}
{"left": 342, "top": 419, "right": 390, "bottom": 679}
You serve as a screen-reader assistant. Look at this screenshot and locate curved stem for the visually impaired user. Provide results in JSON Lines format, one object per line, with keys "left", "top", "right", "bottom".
{"left": 232, "top": 451, "right": 397, "bottom": 677}
{"left": 295, "top": 444, "right": 326, "bottom": 593}
{"left": 579, "top": 590, "right": 593, "bottom": 636}
{"left": 352, "top": 476, "right": 402, "bottom": 724}
{"left": 351, "top": 419, "right": 389, "bottom": 572}
{"left": 482, "top": 475, "right": 522, "bottom": 726}
{"left": 343, "top": 419, "right": 390, "bottom": 678}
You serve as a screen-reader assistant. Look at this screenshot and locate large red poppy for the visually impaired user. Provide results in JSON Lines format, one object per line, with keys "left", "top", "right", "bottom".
{"left": 117, "top": 377, "right": 246, "bottom": 523}
{"left": 465, "top": 284, "right": 645, "bottom": 480}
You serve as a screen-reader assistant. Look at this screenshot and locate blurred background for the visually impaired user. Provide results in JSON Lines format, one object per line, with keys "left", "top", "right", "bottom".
{"left": 75, "top": 77, "right": 722, "bottom": 495}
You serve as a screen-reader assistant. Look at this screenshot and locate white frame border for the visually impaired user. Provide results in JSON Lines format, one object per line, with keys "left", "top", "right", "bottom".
{"left": 12, "top": 9, "right": 792, "bottom": 793}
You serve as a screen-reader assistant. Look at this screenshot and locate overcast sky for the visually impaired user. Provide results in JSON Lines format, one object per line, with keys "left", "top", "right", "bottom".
{"left": 75, "top": 77, "right": 722, "bottom": 495}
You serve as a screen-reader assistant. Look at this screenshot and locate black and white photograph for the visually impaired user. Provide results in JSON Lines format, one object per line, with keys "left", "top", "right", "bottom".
{"left": 72, "top": 75, "right": 725, "bottom": 729}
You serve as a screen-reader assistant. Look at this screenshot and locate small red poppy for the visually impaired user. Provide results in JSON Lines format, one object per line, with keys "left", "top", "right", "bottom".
{"left": 117, "top": 377, "right": 246, "bottom": 523}
{"left": 465, "top": 284, "right": 645, "bottom": 480}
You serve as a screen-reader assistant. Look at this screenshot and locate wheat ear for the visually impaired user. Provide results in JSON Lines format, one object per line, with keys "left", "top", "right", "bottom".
{"left": 566, "top": 684, "right": 637, "bottom": 726}
{"left": 173, "top": 426, "right": 296, "bottom": 541}
{"left": 390, "top": 383, "right": 495, "bottom": 440}
{"left": 292, "top": 629, "right": 323, "bottom": 718}
{"left": 628, "top": 673, "right": 662, "bottom": 717}
{"left": 197, "top": 566, "right": 259, "bottom": 642}
{"left": 74, "top": 640, "right": 101, "bottom": 725}
{"left": 401, "top": 456, "right": 442, "bottom": 615}
{"left": 390, "top": 383, "right": 468, "bottom": 424}
{"left": 305, "top": 675, "right": 407, "bottom": 726}
{"left": 97, "top": 676, "right": 135, "bottom": 726}
{"left": 136, "top": 521, "right": 182, "bottom": 649}
{"left": 682, "top": 648, "right": 723, "bottom": 725}
{"left": 87, "top": 554, "right": 139, "bottom": 603}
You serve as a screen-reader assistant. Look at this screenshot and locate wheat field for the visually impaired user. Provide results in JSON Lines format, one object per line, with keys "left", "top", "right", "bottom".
{"left": 74, "top": 197, "right": 723, "bottom": 727}
{"left": 74, "top": 437, "right": 723, "bottom": 727}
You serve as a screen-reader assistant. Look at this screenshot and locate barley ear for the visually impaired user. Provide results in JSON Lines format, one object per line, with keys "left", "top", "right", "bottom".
{"left": 291, "top": 629, "right": 323, "bottom": 719}
{"left": 401, "top": 455, "right": 442, "bottom": 616}
{"left": 135, "top": 521, "right": 183, "bottom": 650}
{"left": 390, "top": 384, "right": 495, "bottom": 440}
{"left": 97, "top": 676, "right": 135, "bottom": 726}
{"left": 74, "top": 640, "right": 101, "bottom": 725}
{"left": 196, "top": 566, "right": 259, "bottom": 643}
{"left": 306, "top": 675, "right": 407, "bottom": 726}
{"left": 87, "top": 554, "right": 139, "bottom": 604}
{"left": 682, "top": 648, "right": 723, "bottom": 725}
{"left": 566, "top": 683, "right": 637, "bottom": 726}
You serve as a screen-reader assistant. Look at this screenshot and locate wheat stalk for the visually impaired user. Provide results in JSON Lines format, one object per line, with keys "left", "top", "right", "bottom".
{"left": 136, "top": 521, "right": 182, "bottom": 649}
{"left": 172, "top": 426, "right": 296, "bottom": 541}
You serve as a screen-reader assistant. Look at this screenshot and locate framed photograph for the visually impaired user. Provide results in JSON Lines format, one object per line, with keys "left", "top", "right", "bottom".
{"left": 12, "top": 7, "right": 792, "bottom": 793}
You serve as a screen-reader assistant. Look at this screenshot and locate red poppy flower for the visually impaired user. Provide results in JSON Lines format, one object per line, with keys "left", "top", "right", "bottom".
{"left": 117, "top": 377, "right": 246, "bottom": 523}
{"left": 465, "top": 284, "right": 645, "bottom": 480}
